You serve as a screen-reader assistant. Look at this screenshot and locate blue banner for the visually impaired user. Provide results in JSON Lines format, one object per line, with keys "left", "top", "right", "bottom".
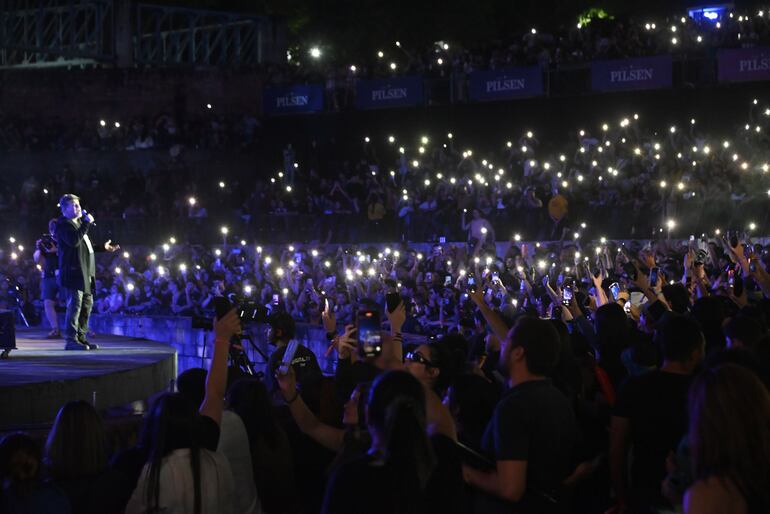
{"left": 591, "top": 55, "right": 672, "bottom": 92}
{"left": 468, "top": 67, "right": 544, "bottom": 101}
{"left": 263, "top": 84, "right": 324, "bottom": 115}
{"left": 718, "top": 47, "right": 770, "bottom": 83}
{"left": 355, "top": 76, "right": 424, "bottom": 109}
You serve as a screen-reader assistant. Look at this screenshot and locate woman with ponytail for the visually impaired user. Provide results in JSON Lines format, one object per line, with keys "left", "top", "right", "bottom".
{"left": 321, "top": 371, "right": 464, "bottom": 514}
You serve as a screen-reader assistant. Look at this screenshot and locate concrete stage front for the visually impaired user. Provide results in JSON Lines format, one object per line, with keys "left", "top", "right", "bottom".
{"left": 0, "top": 328, "right": 177, "bottom": 429}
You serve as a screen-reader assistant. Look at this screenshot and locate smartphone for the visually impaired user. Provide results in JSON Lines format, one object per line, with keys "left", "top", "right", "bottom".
{"left": 278, "top": 340, "right": 299, "bottom": 375}
{"left": 386, "top": 292, "right": 401, "bottom": 313}
{"left": 294, "top": 252, "right": 302, "bottom": 263}
{"left": 492, "top": 272, "right": 499, "bottom": 282}
{"left": 609, "top": 282, "right": 620, "bottom": 301}
{"left": 272, "top": 293, "right": 280, "bottom": 305}
{"left": 728, "top": 268, "right": 735, "bottom": 287}
{"left": 562, "top": 285, "right": 573, "bottom": 306}
{"left": 425, "top": 272, "right": 433, "bottom": 283}
{"left": 439, "top": 236, "right": 446, "bottom": 244}
{"left": 648, "top": 267, "right": 659, "bottom": 286}
{"left": 466, "top": 273, "right": 477, "bottom": 294}
{"left": 729, "top": 231, "right": 739, "bottom": 249}
{"left": 357, "top": 309, "right": 382, "bottom": 358}
{"left": 750, "top": 260, "right": 758, "bottom": 273}
{"left": 444, "top": 275, "right": 452, "bottom": 287}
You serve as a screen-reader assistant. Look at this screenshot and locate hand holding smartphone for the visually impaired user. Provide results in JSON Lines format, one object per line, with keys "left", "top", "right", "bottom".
{"left": 357, "top": 309, "right": 382, "bottom": 358}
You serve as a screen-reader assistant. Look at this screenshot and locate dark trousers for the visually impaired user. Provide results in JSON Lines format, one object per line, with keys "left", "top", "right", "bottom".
{"left": 63, "top": 287, "right": 93, "bottom": 344}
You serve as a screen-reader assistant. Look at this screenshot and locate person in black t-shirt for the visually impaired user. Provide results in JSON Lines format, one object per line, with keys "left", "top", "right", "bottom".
{"left": 464, "top": 316, "right": 578, "bottom": 514}
{"left": 322, "top": 370, "right": 464, "bottom": 514}
{"left": 33, "top": 218, "right": 61, "bottom": 338}
{"left": 610, "top": 314, "right": 705, "bottom": 513}
{"left": 265, "top": 311, "right": 323, "bottom": 413}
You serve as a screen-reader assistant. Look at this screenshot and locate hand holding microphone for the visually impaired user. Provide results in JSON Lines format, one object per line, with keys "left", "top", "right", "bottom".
{"left": 82, "top": 210, "right": 95, "bottom": 225}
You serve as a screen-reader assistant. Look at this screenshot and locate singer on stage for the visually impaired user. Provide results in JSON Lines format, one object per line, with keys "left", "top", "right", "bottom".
{"left": 55, "top": 194, "right": 120, "bottom": 351}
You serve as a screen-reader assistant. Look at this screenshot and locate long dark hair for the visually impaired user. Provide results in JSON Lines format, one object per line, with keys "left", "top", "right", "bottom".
{"left": 142, "top": 393, "right": 202, "bottom": 514}
{"left": 689, "top": 364, "right": 770, "bottom": 512}
{"left": 44, "top": 400, "right": 107, "bottom": 481}
{"left": 227, "top": 378, "right": 286, "bottom": 446}
{"left": 367, "top": 371, "right": 436, "bottom": 507}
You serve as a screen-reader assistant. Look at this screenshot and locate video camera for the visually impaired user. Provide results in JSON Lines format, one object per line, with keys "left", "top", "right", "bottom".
{"left": 36, "top": 234, "right": 56, "bottom": 252}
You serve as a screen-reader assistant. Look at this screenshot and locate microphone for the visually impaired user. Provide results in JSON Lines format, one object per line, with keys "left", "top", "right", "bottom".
{"left": 82, "top": 209, "right": 96, "bottom": 226}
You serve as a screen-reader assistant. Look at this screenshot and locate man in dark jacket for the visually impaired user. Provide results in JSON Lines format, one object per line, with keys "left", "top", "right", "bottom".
{"left": 55, "top": 194, "right": 120, "bottom": 350}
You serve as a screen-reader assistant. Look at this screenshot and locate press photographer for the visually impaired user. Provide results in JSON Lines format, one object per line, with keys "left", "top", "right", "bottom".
{"left": 33, "top": 219, "right": 60, "bottom": 338}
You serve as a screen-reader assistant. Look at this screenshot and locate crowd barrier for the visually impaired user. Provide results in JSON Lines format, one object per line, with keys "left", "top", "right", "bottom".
{"left": 86, "top": 314, "right": 426, "bottom": 378}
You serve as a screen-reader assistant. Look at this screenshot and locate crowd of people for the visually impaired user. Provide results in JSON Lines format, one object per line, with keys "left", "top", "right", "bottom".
{"left": 2, "top": 218, "right": 770, "bottom": 513}
{"left": 273, "top": 7, "right": 770, "bottom": 92}
{"left": 2, "top": 91, "right": 770, "bottom": 246}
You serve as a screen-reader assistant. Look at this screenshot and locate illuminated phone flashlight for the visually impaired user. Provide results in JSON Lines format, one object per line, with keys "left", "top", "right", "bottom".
{"left": 459, "top": 269, "right": 467, "bottom": 276}
{"left": 149, "top": 253, "right": 157, "bottom": 261}
{"left": 169, "top": 237, "right": 177, "bottom": 244}
{"left": 10, "top": 252, "right": 18, "bottom": 260}
{"left": 240, "top": 240, "right": 246, "bottom": 246}
{"left": 256, "top": 246, "right": 263, "bottom": 253}
{"left": 575, "top": 252, "right": 581, "bottom": 259}
{"left": 595, "top": 247, "right": 602, "bottom": 255}
{"left": 179, "top": 263, "right": 187, "bottom": 272}
{"left": 486, "top": 256, "right": 493, "bottom": 265}
{"left": 512, "top": 299, "right": 518, "bottom": 307}
{"left": 162, "top": 243, "right": 170, "bottom": 252}
{"left": 220, "top": 226, "right": 229, "bottom": 235}
{"left": 481, "top": 227, "right": 488, "bottom": 235}
{"left": 473, "top": 256, "right": 480, "bottom": 264}
{"left": 157, "top": 266, "right": 165, "bottom": 276}
{"left": 749, "top": 222, "right": 757, "bottom": 231}
{"left": 214, "top": 249, "right": 221, "bottom": 256}
{"left": 282, "top": 287, "right": 289, "bottom": 296}
{"left": 324, "top": 260, "right": 331, "bottom": 268}
{"left": 537, "top": 260, "right": 546, "bottom": 270}
{"left": 276, "top": 267, "right": 284, "bottom": 277}
{"left": 114, "top": 267, "right": 122, "bottom": 274}
{"left": 127, "top": 283, "right": 135, "bottom": 292}
{"left": 394, "top": 251, "right": 400, "bottom": 258}
{"left": 219, "top": 181, "right": 225, "bottom": 188}
{"left": 367, "top": 268, "right": 376, "bottom": 276}
{"left": 244, "top": 285, "right": 252, "bottom": 295}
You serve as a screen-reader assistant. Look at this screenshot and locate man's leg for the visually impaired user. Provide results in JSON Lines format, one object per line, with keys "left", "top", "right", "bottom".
{"left": 77, "top": 293, "right": 98, "bottom": 350}
{"left": 63, "top": 288, "right": 88, "bottom": 350}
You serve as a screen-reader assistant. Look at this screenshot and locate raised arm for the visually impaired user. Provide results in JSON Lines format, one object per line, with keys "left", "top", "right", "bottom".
{"left": 199, "top": 309, "right": 241, "bottom": 426}
{"left": 55, "top": 218, "right": 90, "bottom": 248}
{"left": 276, "top": 366, "right": 346, "bottom": 451}
{"left": 468, "top": 288, "right": 509, "bottom": 343}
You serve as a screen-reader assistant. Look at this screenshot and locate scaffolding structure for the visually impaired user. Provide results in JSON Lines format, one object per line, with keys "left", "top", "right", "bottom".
{"left": 0, "top": 0, "right": 280, "bottom": 69}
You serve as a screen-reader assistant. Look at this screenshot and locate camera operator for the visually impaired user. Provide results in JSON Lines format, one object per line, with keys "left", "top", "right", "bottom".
{"left": 33, "top": 219, "right": 61, "bottom": 338}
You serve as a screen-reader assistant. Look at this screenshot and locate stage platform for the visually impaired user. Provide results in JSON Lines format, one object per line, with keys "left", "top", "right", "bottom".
{"left": 0, "top": 328, "right": 177, "bottom": 430}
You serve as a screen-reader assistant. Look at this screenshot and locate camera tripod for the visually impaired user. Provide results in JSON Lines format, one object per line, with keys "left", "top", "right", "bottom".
{"left": 228, "top": 329, "right": 269, "bottom": 377}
